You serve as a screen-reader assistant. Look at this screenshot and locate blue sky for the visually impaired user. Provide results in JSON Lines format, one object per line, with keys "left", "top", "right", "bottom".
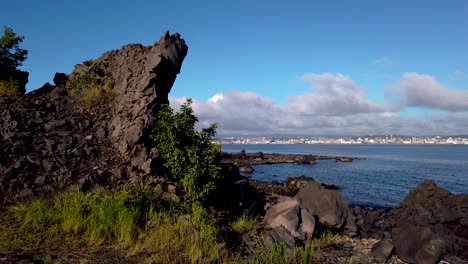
{"left": 3, "top": 0, "right": 468, "bottom": 135}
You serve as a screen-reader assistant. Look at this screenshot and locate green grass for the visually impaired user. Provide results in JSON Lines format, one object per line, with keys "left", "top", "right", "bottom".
{"left": 232, "top": 213, "right": 260, "bottom": 235}
{"left": 81, "top": 83, "right": 117, "bottom": 107}
{"left": 0, "top": 189, "right": 346, "bottom": 263}
{"left": 69, "top": 74, "right": 99, "bottom": 95}
{"left": 0, "top": 189, "right": 233, "bottom": 263}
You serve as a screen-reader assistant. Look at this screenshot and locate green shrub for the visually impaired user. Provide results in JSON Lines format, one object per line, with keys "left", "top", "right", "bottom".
{"left": 69, "top": 74, "right": 99, "bottom": 95}
{"left": 150, "top": 99, "right": 224, "bottom": 202}
{"left": 0, "top": 78, "right": 21, "bottom": 96}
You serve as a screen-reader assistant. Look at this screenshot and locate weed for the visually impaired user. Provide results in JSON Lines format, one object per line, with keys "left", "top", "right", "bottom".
{"left": 69, "top": 74, "right": 99, "bottom": 95}
{"left": 81, "top": 83, "right": 117, "bottom": 107}
{"left": 232, "top": 213, "right": 259, "bottom": 235}
{"left": 0, "top": 78, "right": 21, "bottom": 96}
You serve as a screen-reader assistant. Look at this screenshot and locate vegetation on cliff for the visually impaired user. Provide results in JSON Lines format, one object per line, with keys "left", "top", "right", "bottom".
{"left": 0, "top": 26, "right": 28, "bottom": 96}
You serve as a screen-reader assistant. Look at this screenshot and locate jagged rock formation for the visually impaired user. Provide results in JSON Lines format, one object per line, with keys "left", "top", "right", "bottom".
{"left": 0, "top": 31, "right": 188, "bottom": 202}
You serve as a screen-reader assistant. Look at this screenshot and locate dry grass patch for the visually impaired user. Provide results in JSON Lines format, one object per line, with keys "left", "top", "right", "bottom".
{"left": 0, "top": 78, "right": 21, "bottom": 96}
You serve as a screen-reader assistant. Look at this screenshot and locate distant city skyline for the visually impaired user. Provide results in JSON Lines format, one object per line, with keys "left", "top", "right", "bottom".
{"left": 215, "top": 135, "right": 468, "bottom": 145}
{"left": 3, "top": 0, "right": 468, "bottom": 135}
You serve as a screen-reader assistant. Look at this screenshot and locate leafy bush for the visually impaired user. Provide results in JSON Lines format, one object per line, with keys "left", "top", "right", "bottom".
{"left": 0, "top": 78, "right": 21, "bottom": 96}
{"left": 150, "top": 99, "right": 223, "bottom": 202}
{"left": 0, "top": 26, "right": 28, "bottom": 72}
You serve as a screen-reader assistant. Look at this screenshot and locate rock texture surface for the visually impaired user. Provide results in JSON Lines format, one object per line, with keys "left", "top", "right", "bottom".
{"left": 358, "top": 180, "right": 468, "bottom": 263}
{"left": 0, "top": 31, "right": 188, "bottom": 202}
{"left": 385, "top": 180, "right": 468, "bottom": 264}
{"left": 263, "top": 179, "right": 357, "bottom": 248}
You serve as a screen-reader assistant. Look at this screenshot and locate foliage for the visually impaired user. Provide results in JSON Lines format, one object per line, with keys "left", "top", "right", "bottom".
{"left": 0, "top": 77, "right": 21, "bottom": 96}
{"left": 249, "top": 240, "right": 319, "bottom": 264}
{"left": 82, "top": 59, "right": 95, "bottom": 66}
{"left": 81, "top": 83, "right": 117, "bottom": 107}
{"left": 232, "top": 213, "right": 260, "bottom": 234}
{"left": 68, "top": 73, "right": 117, "bottom": 106}
{"left": 0, "top": 189, "right": 230, "bottom": 263}
{"left": 150, "top": 98, "right": 223, "bottom": 202}
{"left": 132, "top": 202, "right": 226, "bottom": 263}
{"left": 0, "top": 26, "right": 28, "bottom": 72}
{"left": 69, "top": 74, "right": 99, "bottom": 95}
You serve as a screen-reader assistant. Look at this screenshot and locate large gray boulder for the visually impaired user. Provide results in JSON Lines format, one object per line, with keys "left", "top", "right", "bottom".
{"left": 263, "top": 180, "right": 356, "bottom": 247}
{"left": 296, "top": 180, "right": 357, "bottom": 233}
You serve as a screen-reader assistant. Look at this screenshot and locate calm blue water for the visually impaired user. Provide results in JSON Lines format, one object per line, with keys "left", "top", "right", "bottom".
{"left": 222, "top": 144, "right": 468, "bottom": 208}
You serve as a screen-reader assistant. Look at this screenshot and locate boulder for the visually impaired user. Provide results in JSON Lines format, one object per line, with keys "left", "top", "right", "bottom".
{"left": 240, "top": 165, "right": 254, "bottom": 174}
{"left": 262, "top": 179, "right": 357, "bottom": 247}
{"left": 263, "top": 196, "right": 316, "bottom": 241}
{"left": 53, "top": 72, "right": 68, "bottom": 86}
{"left": 296, "top": 180, "right": 356, "bottom": 232}
{"left": 29, "top": 82, "right": 55, "bottom": 96}
{"left": 385, "top": 180, "right": 468, "bottom": 263}
{"left": 371, "top": 238, "right": 395, "bottom": 263}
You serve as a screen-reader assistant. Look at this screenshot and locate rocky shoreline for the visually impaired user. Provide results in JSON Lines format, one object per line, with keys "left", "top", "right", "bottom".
{"left": 221, "top": 150, "right": 354, "bottom": 166}
{"left": 1, "top": 31, "right": 467, "bottom": 263}
{"left": 244, "top": 174, "right": 468, "bottom": 264}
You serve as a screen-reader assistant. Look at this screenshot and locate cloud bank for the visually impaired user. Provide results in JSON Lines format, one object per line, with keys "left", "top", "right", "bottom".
{"left": 170, "top": 73, "right": 468, "bottom": 136}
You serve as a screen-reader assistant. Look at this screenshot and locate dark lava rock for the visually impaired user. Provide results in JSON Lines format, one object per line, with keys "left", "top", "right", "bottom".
{"left": 0, "top": 31, "right": 188, "bottom": 203}
{"left": 371, "top": 180, "right": 468, "bottom": 263}
{"left": 356, "top": 179, "right": 468, "bottom": 263}
{"left": 53, "top": 72, "right": 68, "bottom": 86}
{"left": 222, "top": 151, "right": 338, "bottom": 165}
{"left": 371, "top": 238, "right": 395, "bottom": 263}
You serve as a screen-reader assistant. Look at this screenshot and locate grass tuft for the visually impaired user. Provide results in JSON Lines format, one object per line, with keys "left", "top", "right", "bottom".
{"left": 81, "top": 83, "right": 117, "bottom": 107}
{"left": 0, "top": 78, "right": 21, "bottom": 96}
{"left": 232, "top": 213, "right": 259, "bottom": 235}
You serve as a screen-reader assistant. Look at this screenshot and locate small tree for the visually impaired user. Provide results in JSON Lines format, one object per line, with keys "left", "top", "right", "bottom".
{"left": 150, "top": 99, "right": 223, "bottom": 202}
{"left": 0, "top": 26, "right": 28, "bottom": 72}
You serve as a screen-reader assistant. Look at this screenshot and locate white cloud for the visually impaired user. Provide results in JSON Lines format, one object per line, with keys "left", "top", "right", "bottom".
{"left": 169, "top": 73, "right": 468, "bottom": 136}
{"left": 386, "top": 73, "right": 468, "bottom": 111}
{"left": 288, "top": 73, "right": 394, "bottom": 116}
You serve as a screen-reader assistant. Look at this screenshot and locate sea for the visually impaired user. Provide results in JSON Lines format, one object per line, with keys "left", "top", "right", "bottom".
{"left": 222, "top": 144, "right": 468, "bottom": 209}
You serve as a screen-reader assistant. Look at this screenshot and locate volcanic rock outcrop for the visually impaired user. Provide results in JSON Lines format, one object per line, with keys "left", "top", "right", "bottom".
{"left": 381, "top": 180, "right": 467, "bottom": 264}
{"left": 0, "top": 31, "right": 188, "bottom": 202}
